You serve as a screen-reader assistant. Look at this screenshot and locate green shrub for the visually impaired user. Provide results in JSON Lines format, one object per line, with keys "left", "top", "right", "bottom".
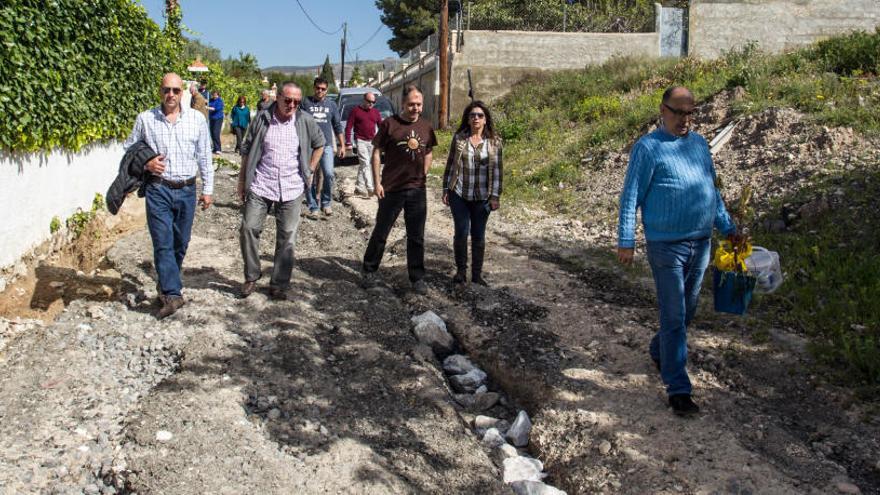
{"left": 49, "top": 216, "right": 61, "bottom": 234}
{"left": 807, "top": 28, "right": 880, "bottom": 76}
{"left": 0, "top": 0, "right": 173, "bottom": 152}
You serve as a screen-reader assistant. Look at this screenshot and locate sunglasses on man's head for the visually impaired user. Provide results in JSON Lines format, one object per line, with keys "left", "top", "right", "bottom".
{"left": 161, "top": 87, "right": 182, "bottom": 95}
{"left": 663, "top": 103, "right": 694, "bottom": 117}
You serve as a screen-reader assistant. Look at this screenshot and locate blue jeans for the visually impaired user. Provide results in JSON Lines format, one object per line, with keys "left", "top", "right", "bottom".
{"left": 306, "top": 145, "right": 335, "bottom": 211}
{"left": 448, "top": 191, "right": 491, "bottom": 242}
{"left": 145, "top": 182, "right": 196, "bottom": 298}
{"left": 646, "top": 238, "right": 711, "bottom": 397}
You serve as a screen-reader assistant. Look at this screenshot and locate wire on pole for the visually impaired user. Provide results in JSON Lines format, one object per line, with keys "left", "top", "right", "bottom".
{"left": 294, "top": 0, "right": 344, "bottom": 35}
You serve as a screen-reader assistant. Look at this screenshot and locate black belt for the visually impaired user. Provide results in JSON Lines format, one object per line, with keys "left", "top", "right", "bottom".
{"left": 149, "top": 176, "right": 196, "bottom": 189}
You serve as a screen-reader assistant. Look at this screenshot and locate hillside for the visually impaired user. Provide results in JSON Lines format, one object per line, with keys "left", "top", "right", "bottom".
{"left": 483, "top": 29, "right": 880, "bottom": 388}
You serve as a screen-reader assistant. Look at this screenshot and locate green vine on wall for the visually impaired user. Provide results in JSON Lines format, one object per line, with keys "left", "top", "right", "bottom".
{"left": 0, "top": 0, "right": 173, "bottom": 153}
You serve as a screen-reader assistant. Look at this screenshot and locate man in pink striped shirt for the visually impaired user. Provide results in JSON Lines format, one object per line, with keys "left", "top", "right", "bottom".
{"left": 238, "top": 82, "right": 326, "bottom": 299}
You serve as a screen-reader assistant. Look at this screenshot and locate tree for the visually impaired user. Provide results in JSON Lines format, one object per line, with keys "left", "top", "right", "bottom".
{"left": 349, "top": 66, "right": 364, "bottom": 86}
{"left": 375, "top": 0, "right": 438, "bottom": 55}
{"left": 320, "top": 55, "right": 336, "bottom": 84}
{"left": 182, "top": 38, "right": 222, "bottom": 63}
{"left": 222, "top": 51, "right": 261, "bottom": 79}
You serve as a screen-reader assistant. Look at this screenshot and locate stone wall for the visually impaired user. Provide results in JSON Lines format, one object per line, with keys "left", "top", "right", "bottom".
{"left": 0, "top": 142, "right": 125, "bottom": 268}
{"left": 689, "top": 0, "right": 880, "bottom": 59}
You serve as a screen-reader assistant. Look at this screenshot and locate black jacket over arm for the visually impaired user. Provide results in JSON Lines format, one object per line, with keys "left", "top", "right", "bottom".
{"left": 106, "top": 141, "right": 158, "bottom": 215}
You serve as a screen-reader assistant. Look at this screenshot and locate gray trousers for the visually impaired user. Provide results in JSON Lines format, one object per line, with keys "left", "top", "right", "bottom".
{"left": 240, "top": 191, "right": 304, "bottom": 289}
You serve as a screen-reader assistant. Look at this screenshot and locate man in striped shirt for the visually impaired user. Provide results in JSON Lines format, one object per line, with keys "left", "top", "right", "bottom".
{"left": 123, "top": 72, "right": 214, "bottom": 319}
{"left": 237, "top": 82, "right": 326, "bottom": 299}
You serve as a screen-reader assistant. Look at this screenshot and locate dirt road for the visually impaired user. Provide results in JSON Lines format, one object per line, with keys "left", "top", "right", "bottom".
{"left": 1, "top": 158, "right": 878, "bottom": 494}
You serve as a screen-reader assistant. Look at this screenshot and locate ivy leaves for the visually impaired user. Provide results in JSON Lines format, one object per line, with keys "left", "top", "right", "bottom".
{"left": 0, "top": 0, "right": 173, "bottom": 153}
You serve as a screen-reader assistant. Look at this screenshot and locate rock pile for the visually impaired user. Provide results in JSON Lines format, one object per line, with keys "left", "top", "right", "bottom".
{"left": 411, "top": 310, "right": 567, "bottom": 494}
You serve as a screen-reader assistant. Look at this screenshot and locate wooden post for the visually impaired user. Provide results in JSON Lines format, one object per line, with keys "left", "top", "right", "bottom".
{"left": 438, "top": 0, "right": 449, "bottom": 130}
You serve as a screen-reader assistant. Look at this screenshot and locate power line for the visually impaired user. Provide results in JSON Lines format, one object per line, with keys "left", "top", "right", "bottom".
{"left": 349, "top": 24, "right": 385, "bottom": 52}
{"left": 294, "top": 0, "right": 344, "bottom": 35}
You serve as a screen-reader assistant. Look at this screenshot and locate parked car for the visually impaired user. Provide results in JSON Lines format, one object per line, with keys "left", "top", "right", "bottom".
{"left": 336, "top": 87, "right": 395, "bottom": 164}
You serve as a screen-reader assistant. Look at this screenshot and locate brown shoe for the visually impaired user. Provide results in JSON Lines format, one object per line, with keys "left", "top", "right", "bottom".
{"left": 240, "top": 281, "right": 257, "bottom": 298}
{"left": 156, "top": 296, "right": 185, "bottom": 320}
{"left": 322, "top": 206, "right": 333, "bottom": 216}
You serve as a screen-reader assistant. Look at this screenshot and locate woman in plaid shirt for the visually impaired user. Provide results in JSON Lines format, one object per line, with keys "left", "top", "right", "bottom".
{"left": 442, "top": 101, "right": 503, "bottom": 286}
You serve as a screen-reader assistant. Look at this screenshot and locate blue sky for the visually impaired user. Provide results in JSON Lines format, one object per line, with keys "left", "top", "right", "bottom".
{"left": 137, "top": 0, "right": 397, "bottom": 68}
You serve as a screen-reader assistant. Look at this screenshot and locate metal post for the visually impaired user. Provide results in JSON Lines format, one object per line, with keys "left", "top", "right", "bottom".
{"left": 438, "top": 0, "right": 449, "bottom": 130}
{"left": 340, "top": 22, "right": 347, "bottom": 89}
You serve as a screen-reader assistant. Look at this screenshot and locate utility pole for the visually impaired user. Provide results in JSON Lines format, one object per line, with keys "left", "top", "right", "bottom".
{"left": 438, "top": 0, "right": 449, "bottom": 129}
{"left": 340, "top": 22, "right": 347, "bottom": 89}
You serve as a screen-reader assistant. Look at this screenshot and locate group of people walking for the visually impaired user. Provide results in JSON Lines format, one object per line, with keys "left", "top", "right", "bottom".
{"left": 122, "top": 71, "right": 733, "bottom": 417}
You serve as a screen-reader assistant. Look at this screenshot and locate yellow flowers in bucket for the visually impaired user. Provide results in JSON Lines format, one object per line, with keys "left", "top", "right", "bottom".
{"left": 713, "top": 240, "right": 752, "bottom": 272}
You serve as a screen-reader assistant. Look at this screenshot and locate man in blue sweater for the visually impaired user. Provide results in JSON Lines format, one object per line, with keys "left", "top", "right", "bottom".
{"left": 617, "top": 86, "right": 737, "bottom": 417}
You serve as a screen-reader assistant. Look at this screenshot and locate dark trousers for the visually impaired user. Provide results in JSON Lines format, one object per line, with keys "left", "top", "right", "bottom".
{"left": 233, "top": 126, "right": 245, "bottom": 153}
{"left": 209, "top": 118, "right": 223, "bottom": 153}
{"left": 362, "top": 187, "right": 427, "bottom": 282}
{"left": 448, "top": 191, "right": 491, "bottom": 241}
{"left": 145, "top": 182, "right": 196, "bottom": 298}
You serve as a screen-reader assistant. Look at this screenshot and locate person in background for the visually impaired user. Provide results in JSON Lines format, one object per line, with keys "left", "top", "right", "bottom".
{"left": 441, "top": 100, "right": 502, "bottom": 287}
{"left": 617, "top": 86, "right": 738, "bottom": 417}
{"left": 257, "top": 89, "right": 272, "bottom": 112}
{"left": 346, "top": 92, "right": 383, "bottom": 198}
{"left": 189, "top": 82, "right": 208, "bottom": 120}
{"left": 301, "top": 76, "right": 345, "bottom": 219}
{"left": 230, "top": 95, "right": 251, "bottom": 154}
{"left": 199, "top": 82, "right": 209, "bottom": 102}
{"left": 361, "top": 85, "right": 436, "bottom": 295}
{"left": 208, "top": 90, "right": 224, "bottom": 155}
{"left": 123, "top": 73, "right": 213, "bottom": 319}
{"left": 237, "top": 82, "right": 325, "bottom": 300}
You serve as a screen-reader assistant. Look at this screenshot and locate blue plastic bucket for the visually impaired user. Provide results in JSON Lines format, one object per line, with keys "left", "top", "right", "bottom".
{"left": 713, "top": 268, "right": 757, "bottom": 315}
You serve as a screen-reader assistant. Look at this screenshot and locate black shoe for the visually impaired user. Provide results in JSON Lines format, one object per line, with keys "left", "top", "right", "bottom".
{"left": 453, "top": 237, "right": 468, "bottom": 284}
{"left": 669, "top": 394, "right": 700, "bottom": 417}
{"left": 240, "top": 281, "right": 257, "bottom": 298}
{"left": 361, "top": 271, "right": 378, "bottom": 289}
{"left": 268, "top": 286, "right": 288, "bottom": 301}
{"left": 471, "top": 240, "right": 488, "bottom": 287}
{"left": 156, "top": 296, "right": 185, "bottom": 320}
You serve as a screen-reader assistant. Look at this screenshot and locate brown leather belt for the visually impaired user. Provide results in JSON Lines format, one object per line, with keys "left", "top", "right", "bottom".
{"left": 149, "top": 176, "right": 196, "bottom": 189}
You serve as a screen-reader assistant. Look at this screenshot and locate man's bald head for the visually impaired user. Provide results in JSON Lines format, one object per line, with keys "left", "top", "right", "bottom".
{"left": 660, "top": 86, "right": 695, "bottom": 137}
{"left": 160, "top": 73, "right": 184, "bottom": 113}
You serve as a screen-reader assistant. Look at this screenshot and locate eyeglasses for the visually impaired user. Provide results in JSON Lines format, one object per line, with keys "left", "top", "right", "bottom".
{"left": 315, "top": 86, "right": 328, "bottom": 92}
{"left": 364, "top": 100, "right": 375, "bottom": 105}
{"left": 663, "top": 103, "right": 694, "bottom": 117}
{"left": 469, "top": 112, "right": 486, "bottom": 119}
{"left": 161, "top": 87, "right": 182, "bottom": 95}
{"left": 280, "top": 97, "right": 301, "bottom": 106}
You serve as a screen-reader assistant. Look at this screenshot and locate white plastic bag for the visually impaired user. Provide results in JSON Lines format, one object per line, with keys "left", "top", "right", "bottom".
{"left": 744, "top": 246, "right": 783, "bottom": 293}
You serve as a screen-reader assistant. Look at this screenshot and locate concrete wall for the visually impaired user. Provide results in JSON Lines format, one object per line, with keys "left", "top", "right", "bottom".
{"left": 689, "top": 0, "right": 880, "bottom": 59}
{"left": 453, "top": 30, "right": 659, "bottom": 70}
{"left": 381, "top": 63, "right": 440, "bottom": 126}
{"left": 0, "top": 142, "right": 124, "bottom": 268}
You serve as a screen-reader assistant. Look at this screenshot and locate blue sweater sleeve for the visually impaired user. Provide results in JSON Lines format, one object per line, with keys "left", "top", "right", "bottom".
{"left": 617, "top": 141, "right": 653, "bottom": 248}
{"left": 330, "top": 101, "right": 343, "bottom": 136}
{"left": 710, "top": 161, "right": 736, "bottom": 236}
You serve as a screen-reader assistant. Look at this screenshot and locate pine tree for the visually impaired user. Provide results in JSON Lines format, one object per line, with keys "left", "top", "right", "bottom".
{"left": 349, "top": 66, "right": 364, "bottom": 86}
{"left": 320, "top": 55, "right": 336, "bottom": 85}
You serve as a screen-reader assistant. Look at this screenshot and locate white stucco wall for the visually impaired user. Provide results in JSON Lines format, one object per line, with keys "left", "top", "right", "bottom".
{"left": 0, "top": 141, "right": 124, "bottom": 268}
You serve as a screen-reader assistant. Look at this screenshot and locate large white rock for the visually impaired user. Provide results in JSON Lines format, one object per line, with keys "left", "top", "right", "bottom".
{"left": 503, "top": 456, "right": 545, "bottom": 483}
{"left": 450, "top": 368, "right": 487, "bottom": 393}
{"left": 506, "top": 410, "right": 532, "bottom": 447}
{"left": 412, "top": 321, "right": 454, "bottom": 355}
{"left": 474, "top": 415, "right": 504, "bottom": 435}
{"left": 482, "top": 427, "right": 506, "bottom": 448}
{"left": 443, "top": 354, "right": 477, "bottom": 375}
{"left": 410, "top": 310, "right": 446, "bottom": 330}
{"left": 511, "top": 480, "right": 567, "bottom": 495}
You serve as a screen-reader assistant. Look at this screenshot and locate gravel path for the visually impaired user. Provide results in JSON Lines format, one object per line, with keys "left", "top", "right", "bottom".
{"left": 1, "top": 130, "right": 878, "bottom": 494}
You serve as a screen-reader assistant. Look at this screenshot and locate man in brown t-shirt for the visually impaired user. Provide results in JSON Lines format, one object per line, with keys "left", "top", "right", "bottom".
{"left": 361, "top": 85, "right": 437, "bottom": 295}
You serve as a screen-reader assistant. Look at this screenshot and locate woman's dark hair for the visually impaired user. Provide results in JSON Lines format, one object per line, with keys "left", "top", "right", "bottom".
{"left": 455, "top": 100, "right": 496, "bottom": 140}
{"left": 237, "top": 95, "right": 247, "bottom": 106}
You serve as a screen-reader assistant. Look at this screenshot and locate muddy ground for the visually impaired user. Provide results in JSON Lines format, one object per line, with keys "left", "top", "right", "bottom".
{"left": 1, "top": 138, "right": 879, "bottom": 494}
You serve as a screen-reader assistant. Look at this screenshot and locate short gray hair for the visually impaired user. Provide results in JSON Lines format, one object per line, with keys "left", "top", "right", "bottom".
{"left": 281, "top": 82, "right": 301, "bottom": 93}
